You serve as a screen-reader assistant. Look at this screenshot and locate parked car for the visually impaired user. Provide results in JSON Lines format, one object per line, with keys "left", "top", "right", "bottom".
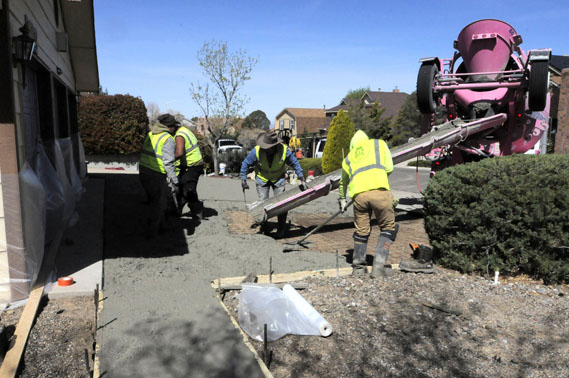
{"left": 314, "top": 138, "right": 326, "bottom": 158}
{"left": 216, "top": 139, "right": 243, "bottom": 154}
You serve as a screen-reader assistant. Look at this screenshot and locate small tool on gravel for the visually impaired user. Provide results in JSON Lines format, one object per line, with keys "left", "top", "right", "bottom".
{"left": 283, "top": 200, "right": 353, "bottom": 252}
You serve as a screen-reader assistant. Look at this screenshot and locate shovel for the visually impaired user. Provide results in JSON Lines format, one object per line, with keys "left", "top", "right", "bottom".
{"left": 283, "top": 200, "right": 353, "bottom": 251}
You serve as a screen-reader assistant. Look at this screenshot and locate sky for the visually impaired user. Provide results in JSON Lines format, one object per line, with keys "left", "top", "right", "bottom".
{"left": 94, "top": 0, "right": 569, "bottom": 124}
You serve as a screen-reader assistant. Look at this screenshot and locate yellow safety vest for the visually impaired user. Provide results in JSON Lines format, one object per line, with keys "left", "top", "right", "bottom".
{"left": 255, "top": 144, "right": 287, "bottom": 183}
{"left": 139, "top": 131, "right": 172, "bottom": 174}
{"left": 342, "top": 139, "right": 390, "bottom": 197}
{"left": 175, "top": 127, "right": 203, "bottom": 170}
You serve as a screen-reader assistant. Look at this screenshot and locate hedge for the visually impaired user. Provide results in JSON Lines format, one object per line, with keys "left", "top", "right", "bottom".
{"left": 299, "top": 158, "right": 322, "bottom": 177}
{"left": 78, "top": 95, "right": 148, "bottom": 155}
{"left": 423, "top": 154, "right": 569, "bottom": 284}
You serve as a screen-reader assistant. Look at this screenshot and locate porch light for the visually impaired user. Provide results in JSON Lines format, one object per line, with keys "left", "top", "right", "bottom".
{"left": 12, "top": 16, "right": 37, "bottom": 87}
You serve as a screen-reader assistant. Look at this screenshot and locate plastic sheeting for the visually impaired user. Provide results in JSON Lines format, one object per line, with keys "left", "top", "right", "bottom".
{"left": 1, "top": 135, "right": 85, "bottom": 306}
{"left": 72, "top": 132, "right": 88, "bottom": 181}
{"left": 58, "top": 138, "right": 84, "bottom": 203}
{"left": 35, "top": 144, "right": 74, "bottom": 244}
{"left": 2, "top": 166, "right": 47, "bottom": 304}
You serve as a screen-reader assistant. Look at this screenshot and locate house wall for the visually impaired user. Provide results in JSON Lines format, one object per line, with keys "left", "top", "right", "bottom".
{"left": 275, "top": 113, "right": 296, "bottom": 136}
{"left": 554, "top": 69, "right": 569, "bottom": 154}
{"left": 0, "top": 0, "right": 79, "bottom": 303}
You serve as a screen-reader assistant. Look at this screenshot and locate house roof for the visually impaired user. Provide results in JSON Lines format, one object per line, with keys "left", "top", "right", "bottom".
{"left": 550, "top": 55, "right": 569, "bottom": 72}
{"left": 325, "top": 98, "right": 360, "bottom": 113}
{"left": 60, "top": 0, "right": 99, "bottom": 92}
{"left": 276, "top": 108, "right": 326, "bottom": 119}
{"left": 361, "top": 91, "right": 409, "bottom": 119}
{"left": 275, "top": 108, "right": 329, "bottom": 134}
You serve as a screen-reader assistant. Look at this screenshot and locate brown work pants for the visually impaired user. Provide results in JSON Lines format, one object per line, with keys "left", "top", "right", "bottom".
{"left": 353, "top": 189, "right": 396, "bottom": 237}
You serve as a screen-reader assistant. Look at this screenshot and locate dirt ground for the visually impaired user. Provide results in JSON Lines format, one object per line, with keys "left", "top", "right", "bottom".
{"left": 223, "top": 271, "right": 569, "bottom": 378}
{"left": 1, "top": 296, "right": 94, "bottom": 377}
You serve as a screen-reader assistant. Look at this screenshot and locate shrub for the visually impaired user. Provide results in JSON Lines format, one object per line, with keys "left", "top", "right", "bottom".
{"left": 321, "top": 110, "right": 354, "bottom": 174}
{"left": 423, "top": 154, "right": 569, "bottom": 284}
{"left": 299, "top": 158, "right": 322, "bottom": 177}
{"left": 218, "top": 149, "right": 249, "bottom": 174}
{"left": 78, "top": 95, "right": 149, "bottom": 155}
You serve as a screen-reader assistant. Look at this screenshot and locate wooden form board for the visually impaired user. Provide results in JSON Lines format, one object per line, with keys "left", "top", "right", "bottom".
{"left": 212, "top": 264, "right": 400, "bottom": 288}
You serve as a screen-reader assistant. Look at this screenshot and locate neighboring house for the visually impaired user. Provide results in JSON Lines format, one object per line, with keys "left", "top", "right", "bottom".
{"left": 325, "top": 89, "right": 409, "bottom": 122}
{"left": 0, "top": 0, "right": 99, "bottom": 303}
{"left": 274, "top": 108, "right": 329, "bottom": 137}
{"left": 195, "top": 117, "right": 242, "bottom": 139}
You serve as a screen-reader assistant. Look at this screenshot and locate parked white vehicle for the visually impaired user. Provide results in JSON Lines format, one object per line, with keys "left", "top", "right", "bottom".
{"left": 314, "top": 138, "right": 326, "bottom": 158}
{"left": 216, "top": 139, "right": 243, "bottom": 154}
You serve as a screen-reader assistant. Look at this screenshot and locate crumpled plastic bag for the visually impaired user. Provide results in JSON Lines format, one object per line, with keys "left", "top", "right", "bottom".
{"left": 237, "top": 284, "right": 332, "bottom": 341}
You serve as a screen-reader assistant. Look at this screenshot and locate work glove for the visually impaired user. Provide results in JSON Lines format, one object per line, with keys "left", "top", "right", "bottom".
{"left": 299, "top": 177, "right": 309, "bottom": 191}
{"left": 338, "top": 198, "right": 347, "bottom": 213}
{"left": 241, "top": 180, "right": 249, "bottom": 190}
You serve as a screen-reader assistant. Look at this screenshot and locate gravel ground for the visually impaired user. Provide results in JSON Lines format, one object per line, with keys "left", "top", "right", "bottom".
{"left": 224, "top": 269, "right": 569, "bottom": 378}
{"left": 1, "top": 296, "right": 94, "bottom": 377}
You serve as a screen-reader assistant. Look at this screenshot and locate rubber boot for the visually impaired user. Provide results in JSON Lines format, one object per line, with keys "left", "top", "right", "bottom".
{"left": 400, "top": 245, "right": 435, "bottom": 273}
{"left": 275, "top": 213, "right": 288, "bottom": 239}
{"left": 370, "top": 225, "right": 399, "bottom": 279}
{"left": 352, "top": 242, "right": 368, "bottom": 276}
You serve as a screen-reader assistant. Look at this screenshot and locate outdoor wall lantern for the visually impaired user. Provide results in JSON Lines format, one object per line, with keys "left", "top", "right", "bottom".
{"left": 12, "top": 16, "right": 37, "bottom": 87}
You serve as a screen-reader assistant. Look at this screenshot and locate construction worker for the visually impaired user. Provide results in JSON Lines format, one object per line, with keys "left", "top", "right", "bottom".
{"left": 338, "top": 130, "right": 398, "bottom": 278}
{"left": 139, "top": 113, "right": 179, "bottom": 237}
{"left": 175, "top": 123, "right": 204, "bottom": 219}
{"left": 240, "top": 131, "right": 306, "bottom": 238}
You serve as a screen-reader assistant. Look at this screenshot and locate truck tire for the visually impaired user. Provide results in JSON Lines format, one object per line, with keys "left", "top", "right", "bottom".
{"left": 528, "top": 61, "right": 548, "bottom": 111}
{"left": 417, "top": 63, "right": 439, "bottom": 114}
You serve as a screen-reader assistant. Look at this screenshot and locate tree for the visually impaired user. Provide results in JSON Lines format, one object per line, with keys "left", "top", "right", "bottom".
{"left": 321, "top": 110, "right": 355, "bottom": 174}
{"left": 146, "top": 102, "right": 161, "bottom": 124}
{"left": 189, "top": 40, "right": 258, "bottom": 174}
{"left": 346, "top": 101, "right": 392, "bottom": 141}
{"left": 390, "top": 91, "right": 423, "bottom": 146}
{"left": 345, "top": 87, "right": 369, "bottom": 100}
{"left": 242, "top": 110, "right": 270, "bottom": 130}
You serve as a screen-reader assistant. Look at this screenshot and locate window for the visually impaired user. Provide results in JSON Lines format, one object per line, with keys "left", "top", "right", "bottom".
{"left": 279, "top": 119, "right": 284, "bottom": 130}
{"left": 53, "top": 0, "right": 59, "bottom": 27}
{"left": 290, "top": 119, "right": 295, "bottom": 131}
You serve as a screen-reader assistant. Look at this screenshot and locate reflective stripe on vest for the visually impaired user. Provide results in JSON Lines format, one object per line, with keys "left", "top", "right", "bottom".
{"left": 343, "top": 139, "right": 389, "bottom": 197}
{"left": 140, "top": 131, "right": 170, "bottom": 174}
{"left": 175, "top": 127, "right": 202, "bottom": 168}
{"left": 254, "top": 144, "right": 287, "bottom": 183}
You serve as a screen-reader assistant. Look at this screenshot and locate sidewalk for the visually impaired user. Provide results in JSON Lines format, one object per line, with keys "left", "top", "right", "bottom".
{"left": 47, "top": 177, "right": 104, "bottom": 298}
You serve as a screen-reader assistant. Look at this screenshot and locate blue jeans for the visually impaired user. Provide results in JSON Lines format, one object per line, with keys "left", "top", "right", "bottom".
{"left": 255, "top": 177, "right": 286, "bottom": 201}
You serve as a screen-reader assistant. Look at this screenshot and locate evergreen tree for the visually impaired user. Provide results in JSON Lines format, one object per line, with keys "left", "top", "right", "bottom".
{"left": 390, "top": 91, "right": 423, "bottom": 146}
{"left": 322, "top": 110, "right": 355, "bottom": 174}
{"left": 347, "top": 101, "right": 392, "bottom": 140}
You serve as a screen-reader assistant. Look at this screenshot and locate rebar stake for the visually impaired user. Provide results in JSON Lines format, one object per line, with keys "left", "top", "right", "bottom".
{"left": 262, "top": 323, "right": 272, "bottom": 368}
{"left": 336, "top": 249, "right": 339, "bottom": 277}
{"left": 269, "top": 257, "right": 273, "bottom": 283}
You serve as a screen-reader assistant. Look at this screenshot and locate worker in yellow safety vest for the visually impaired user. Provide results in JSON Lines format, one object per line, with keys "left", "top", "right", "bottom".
{"left": 139, "top": 113, "right": 179, "bottom": 238}
{"left": 338, "top": 130, "right": 398, "bottom": 278}
{"left": 240, "top": 131, "right": 306, "bottom": 238}
{"left": 175, "top": 124, "right": 204, "bottom": 219}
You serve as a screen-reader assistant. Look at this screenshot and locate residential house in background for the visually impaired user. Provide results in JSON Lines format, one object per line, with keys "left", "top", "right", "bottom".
{"left": 274, "top": 108, "right": 329, "bottom": 138}
{"left": 0, "top": 0, "right": 99, "bottom": 303}
{"left": 195, "top": 117, "right": 242, "bottom": 139}
{"left": 325, "top": 89, "right": 409, "bottom": 122}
